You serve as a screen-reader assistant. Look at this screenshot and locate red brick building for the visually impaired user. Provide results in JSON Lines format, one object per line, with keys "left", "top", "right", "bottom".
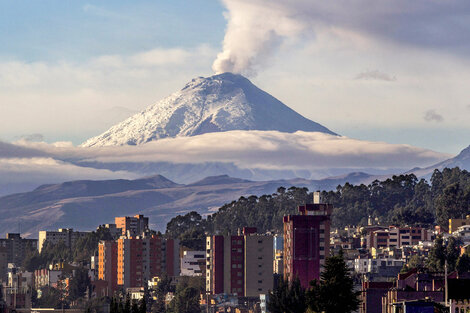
{"left": 283, "top": 192, "right": 332, "bottom": 288}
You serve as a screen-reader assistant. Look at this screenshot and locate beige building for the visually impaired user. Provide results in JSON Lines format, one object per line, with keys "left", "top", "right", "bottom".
{"left": 115, "top": 215, "right": 149, "bottom": 236}
{"left": 244, "top": 234, "right": 273, "bottom": 297}
{"left": 206, "top": 227, "right": 273, "bottom": 297}
{"left": 38, "top": 228, "right": 88, "bottom": 252}
{"left": 449, "top": 216, "right": 470, "bottom": 233}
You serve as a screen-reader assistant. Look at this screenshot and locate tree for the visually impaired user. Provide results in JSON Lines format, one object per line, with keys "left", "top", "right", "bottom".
{"left": 306, "top": 252, "right": 360, "bottom": 313}
{"left": 68, "top": 267, "right": 91, "bottom": 301}
{"left": 138, "top": 298, "right": 147, "bottom": 313}
{"left": 36, "top": 287, "right": 68, "bottom": 309}
{"left": 131, "top": 301, "right": 139, "bottom": 313}
{"left": 427, "top": 236, "right": 446, "bottom": 272}
{"left": 168, "top": 286, "right": 201, "bottom": 313}
{"left": 267, "top": 277, "right": 306, "bottom": 313}
{"left": 456, "top": 254, "right": 470, "bottom": 273}
{"left": 435, "top": 183, "right": 469, "bottom": 227}
{"left": 401, "top": 255, "right": 426, "bottom": 273}
{"left": 445, "top": 237, "right": 460, "bottom": 271}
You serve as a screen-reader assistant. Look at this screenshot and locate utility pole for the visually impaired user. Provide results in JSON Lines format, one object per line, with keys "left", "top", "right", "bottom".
{"left": 445, "top": 260, "right": 448, "bottom": 307}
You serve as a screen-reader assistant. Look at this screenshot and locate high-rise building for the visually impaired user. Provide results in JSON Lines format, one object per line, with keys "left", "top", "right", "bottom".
{"left": 0, "top": 247, "right": 7, "bottom": 283}
{"left": 98, "top": 234, "right": 179, "bottom": 292}
{"left": 0, "top": 233, "right": 37, "bottom": 266}
{"left": 38, "top": 228, "right": 87, "bottom": 253}
{"left": 117, "top": 234, "right": 165, "bottom": 289}
{"left": 165, "top": 238, "right": 180, "bottom": 277}
{"left": 98, "top": 240, "right": 118, "bottom": 295}
{"left": 283, "top": 192, "right": 332, "bottom": 288}
{"left": 115, "top": 215, "right": 149, "bottom": 236}
{"left": 206, "top": 228, "right": 273, "bottom": 297}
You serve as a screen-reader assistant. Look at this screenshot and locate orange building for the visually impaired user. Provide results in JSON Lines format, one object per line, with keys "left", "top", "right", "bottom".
{"left": 115, "top": 215, "right": 149, "bottom": 236}
{"left": 98, "top": 240, "right": 118, "bottom": 295}
{"left": 117, "top": 234, "right": 165, "bottom": 289}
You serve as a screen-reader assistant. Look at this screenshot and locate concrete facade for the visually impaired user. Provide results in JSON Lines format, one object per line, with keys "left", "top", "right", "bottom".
{"left": 115, "top": 215, "right": 149, "bottom": 236}
{"left": 206, "top": 228, "right": 273, "bottom": 297}
{"left": 38, "top": 228, "right": 87, "bottom": 253}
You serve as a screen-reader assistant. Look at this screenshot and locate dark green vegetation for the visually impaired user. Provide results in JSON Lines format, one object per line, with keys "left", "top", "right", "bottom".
{"left": 268, "top": 252, "right": 359, "bottom": 313}
{"left": 31, "top": 268, "right": 91, "bottom": 309}
{"left": 110, "top": 295, "right": 146, "bottom": 313}
{"left": 328, "top": 168, "right": 470, "bottom": 228}
{"left": 267, "top": 277, "right": 306, "bottom": 313}
{"left": 400, "top": 235, "right": 470, "bottom": 274}
{"left": 166, "top": 168, "right": 470, "bottom": 250}
{"left": 426, "top": 236, "right": 470, "bottom": 273}
{"left": 165, "top": 187, "right": 311, "bottom": 249}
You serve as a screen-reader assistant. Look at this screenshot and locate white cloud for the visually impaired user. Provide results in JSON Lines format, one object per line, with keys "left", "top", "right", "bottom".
{"left": 0, "top": 131, "right": 452, "bottom": 195}
{"left": 0, "top": 45, "right": 218, "bottom": 144}
{"left": 12, "top": 131, "right": 450, "bottom": 170}
{"left": 0, "top": 157, "right": 138, "bottom": 195}
{"left": 213, "top": 0, "right": 470, "bottom": 75}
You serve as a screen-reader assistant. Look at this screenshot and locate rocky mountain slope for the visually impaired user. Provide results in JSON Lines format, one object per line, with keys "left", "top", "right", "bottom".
{"left": 82, "top": 72, "right": 336, "bottom": 147}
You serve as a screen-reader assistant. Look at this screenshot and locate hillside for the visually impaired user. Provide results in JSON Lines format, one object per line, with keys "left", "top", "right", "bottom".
{"left": 0, "top": 172, "right": 377, "bottom": 237}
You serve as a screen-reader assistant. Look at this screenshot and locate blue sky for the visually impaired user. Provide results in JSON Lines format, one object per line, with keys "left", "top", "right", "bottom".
{"left": 0, "top": 1, "right": 224, "bottom": 61}
{"left": 1, "top": 0, "right": 469, "bottom": 155}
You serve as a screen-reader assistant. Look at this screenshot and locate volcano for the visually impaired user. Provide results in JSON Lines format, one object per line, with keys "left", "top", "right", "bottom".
{"left": 82, "top": 72, "right": 336, "bottom": 147}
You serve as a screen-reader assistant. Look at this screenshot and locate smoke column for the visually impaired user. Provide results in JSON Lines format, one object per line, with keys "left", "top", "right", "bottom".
{"left": 212, "top": 0, "right": 304, "bottom": 76}
{"left": 212, "top": 0, "right": 467, "bottom": 76}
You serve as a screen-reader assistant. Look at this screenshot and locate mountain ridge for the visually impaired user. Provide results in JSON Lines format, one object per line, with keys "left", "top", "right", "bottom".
{"left": 0, "top": 172, "right": 378, "bottom": 237}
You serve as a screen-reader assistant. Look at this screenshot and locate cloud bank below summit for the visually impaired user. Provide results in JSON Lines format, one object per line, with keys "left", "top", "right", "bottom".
{"left": 0, "top": 131, "right": 451, "bottom": 195}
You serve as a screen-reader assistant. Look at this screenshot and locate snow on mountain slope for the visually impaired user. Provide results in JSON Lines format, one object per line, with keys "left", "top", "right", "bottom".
{"left": 82, "top": 72, "right": 336, "bottom": 147}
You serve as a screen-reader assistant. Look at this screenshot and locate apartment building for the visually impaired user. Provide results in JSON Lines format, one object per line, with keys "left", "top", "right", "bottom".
{"left": 181, "top": 250, "right": 205, "bottom": 276}
{"left": 283, "top": 192, "right": 331, "bottom": 288}
{"left": 38, "top": 228, "right": 87, "bottom": 253}
{"left": 98, "top": 234, "right": 179, "bottom": 292}
{"left": 115, "top": 215, "right": 149, "bottom": 236}
{"left": 0, "top": 233, "right": 38, "bottom": 265}
{"left": 366, "top": 226, "right": 434, "bottom": 250}
{"left": 98, "top": 240, "right": 118, "bottom": 295}
{"left": 34, "top": 268, "right": 62, "bottom": 289}
{"left": 206, "top": 227, "right": 273, "bottom": 297}
{"left": 449, "top": 215, "right": 470, "bottom": 233}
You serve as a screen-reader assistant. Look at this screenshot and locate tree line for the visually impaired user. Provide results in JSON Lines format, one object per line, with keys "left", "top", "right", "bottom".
{"left": 166, "top": 167, "right": 470, "bottom": 251}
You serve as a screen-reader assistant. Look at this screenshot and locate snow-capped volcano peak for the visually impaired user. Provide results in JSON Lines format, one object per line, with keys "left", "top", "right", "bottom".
{"left": 82, "top": 72, "right": 336, "bottom": 147}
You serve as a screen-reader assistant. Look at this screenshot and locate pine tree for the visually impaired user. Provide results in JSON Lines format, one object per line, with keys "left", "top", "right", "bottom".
{"left": 267, "top": 277, "right": 306, "bottom": 313}
{"left": 139, "top": 298, "right": 147, "bottom": 313}
{"left": 306, "top": 251, "right": 360, "bottom": 313}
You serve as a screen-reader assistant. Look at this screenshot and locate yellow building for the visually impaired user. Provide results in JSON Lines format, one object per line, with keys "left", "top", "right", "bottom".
{"left": 449, "top": 215, "right": 470, "bottom": 233}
